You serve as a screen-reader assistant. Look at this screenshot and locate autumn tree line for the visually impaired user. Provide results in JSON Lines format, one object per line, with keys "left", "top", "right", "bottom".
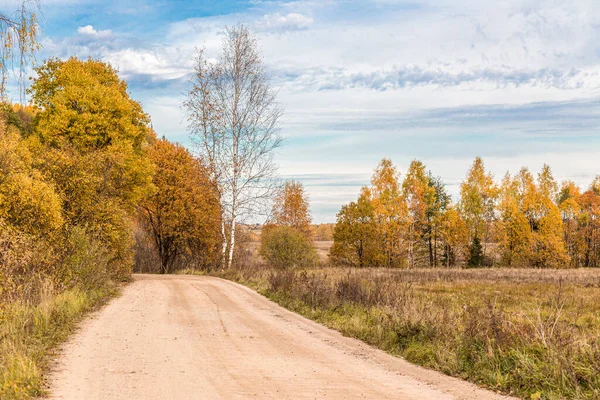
{"left": 330, "top": 157, "right": 600, "bottom": 269}
{"left": 1, "top": 24, "right": 286, "bottom": 307}
{"left": 0, "top": 56, "right": 221, "bottom": 306}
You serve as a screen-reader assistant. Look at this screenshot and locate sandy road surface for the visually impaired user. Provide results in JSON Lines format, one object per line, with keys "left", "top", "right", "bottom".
{"left": 47, "top": 274, "right": 513, "bottom": 400}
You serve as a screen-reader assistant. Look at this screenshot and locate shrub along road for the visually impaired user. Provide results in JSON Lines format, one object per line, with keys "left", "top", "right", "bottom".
{"left": 46, "top": 275, "right": 513, "bottom": 399}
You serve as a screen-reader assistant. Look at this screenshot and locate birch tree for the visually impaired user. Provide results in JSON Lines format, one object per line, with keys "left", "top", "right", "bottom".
{"left": 402, "top": 160, "right": 434, "bottom": 267}
{"left": 0, "top": 0, "right": 40, "bottom": 100}
{"left": 371, "top": 159, "right": 407, "bottom": 267}
{"left": 185, "top": 25, "right": 283, "bottom": 269}
{"left": 459, "top": 157, "right": 498, "bottom": 258}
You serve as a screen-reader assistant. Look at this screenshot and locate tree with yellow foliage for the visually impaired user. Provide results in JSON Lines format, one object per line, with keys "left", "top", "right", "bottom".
{"left": 30, "top": 57, "right": 149, "bottom": 155}
{"left": 459, "top": 157, "right": 498, "bottom": 266}
{"left": 557, "top": 180, "right": 582, "bottom": 266}
{"left": 371, "top": 159, "right": 407, "bottom": 267}
{"left": 28, "top": 57, "right": 154, "bottom": 279}
{"left": 534, "top": 166, "right": 569, "bottom": 268}
{"left": 438, "top": 206, "right": 468, "bottom": 267}
{"left": 402, "top": 160, "right": 436, "bottom": 267}
{"left": 313, "top": 224, "right": 334, "bottom": 241}
{"left": 270, "top": 180, "right": 312, "bottom": 238}
{"left": 495, "top": 166, "right": 569, "bottom": 268}
{"left": 497, "top": 173, "right": 532, "bottom": 267}
{"left": 330, "top": 187, "right": 378, "bottom": 267}
{"left": 538, "top": 164, "right": 558, "bottom": 201}
{"left": 0, "top": 114, "right": 63, "bottom": 237}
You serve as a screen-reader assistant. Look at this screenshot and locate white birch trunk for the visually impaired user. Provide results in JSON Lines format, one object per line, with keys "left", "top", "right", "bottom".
{"left": 227, "top": 219, "right": 236, "bottom": 269}
{"left": 220, "top": 217, "right": 228, "bottom": 269}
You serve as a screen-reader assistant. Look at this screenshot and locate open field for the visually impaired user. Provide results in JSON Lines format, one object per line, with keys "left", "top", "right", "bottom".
{"left": 208, "top": 265, "right": 600, "bottom": 400}
{"left": 314, "top": 241, "right": 334, "bottom": 261}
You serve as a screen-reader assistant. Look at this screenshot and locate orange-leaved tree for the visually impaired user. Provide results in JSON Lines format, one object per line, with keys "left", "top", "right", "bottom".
{"left": 577, "top": 178, "right": 600, "bottom": 267}
{"left": 139, "top": 138, "right": 221, "bottom": 273}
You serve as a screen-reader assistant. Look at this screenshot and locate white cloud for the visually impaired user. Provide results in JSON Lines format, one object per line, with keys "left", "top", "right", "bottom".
{"left": 261, "top": 13, "right": 314, "bottom": 31}
{"left": 38, "top": 0, "right": 600, "bottom": 221}
{"left": 77, "top": 25, "right": 112, "bottom": 38}
{"left": 102, "top": 48, "right": 190, "bottom": 80}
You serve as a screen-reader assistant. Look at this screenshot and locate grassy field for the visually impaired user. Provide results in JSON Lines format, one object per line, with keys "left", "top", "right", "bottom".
{"left": 0, "top": 284, "right": 118, "bottom": 399}
{"left": 206, "top": 264, "right": 600, "bottom": 400}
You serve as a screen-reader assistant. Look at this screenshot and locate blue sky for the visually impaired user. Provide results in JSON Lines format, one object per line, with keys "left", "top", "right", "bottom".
{"left": 7, "top": 0, "right": 600, "bottom": 222}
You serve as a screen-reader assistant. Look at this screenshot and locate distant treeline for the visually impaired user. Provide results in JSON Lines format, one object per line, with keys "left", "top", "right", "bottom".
{"left": 331, "top": 158, "right": 600, "bottom": 269}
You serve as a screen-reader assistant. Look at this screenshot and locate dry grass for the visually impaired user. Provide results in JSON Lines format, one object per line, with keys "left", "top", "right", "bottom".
{"left": 0, "top": 280, "right": 118, "bottom": 399}
{"left": 207, "top": 263, "right": 600, "bottom": 400}
{"left": 314, "top": 241, "right": 333, "bottom": 262}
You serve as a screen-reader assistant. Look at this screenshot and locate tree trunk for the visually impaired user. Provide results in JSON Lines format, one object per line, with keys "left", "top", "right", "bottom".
{"left": 433, "top": 231, "right": 437, "bottom": 267}
{"left": 428, "top": 233, "right": 433, "bottom": 267}
{"left": 220, "top": 217, "right": 227, "bottom": 269}
{"left": 358, "top": 240, "right": 364, "bottom": 268}
{"left": 227, "top": 219, "right": 236, "bottom": 269}
{"left": 158, "top": 239, "right": 168, "bottom": 274}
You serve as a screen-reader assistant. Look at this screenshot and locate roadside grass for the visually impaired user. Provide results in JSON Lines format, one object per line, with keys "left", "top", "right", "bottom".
{"left": 199, "top": 264, "right": 600, "bottom": 400}
{"left": 0, "top": 283, "right": 118, "bottom": 400}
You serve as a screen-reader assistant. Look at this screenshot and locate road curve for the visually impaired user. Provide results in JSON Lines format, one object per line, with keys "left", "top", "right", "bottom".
{"left": 47, "top": 274, "right": 513, "bottom": 400}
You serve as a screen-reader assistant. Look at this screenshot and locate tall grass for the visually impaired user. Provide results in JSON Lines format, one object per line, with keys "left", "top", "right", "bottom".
{"left": 0, "top": 281, "right": 117, "bottom": 399}
{"left": 0, "top": 227, "right": 120, "bottom": 399}
{"left": 207, "top": 264, "right": 600, "bottom": 400}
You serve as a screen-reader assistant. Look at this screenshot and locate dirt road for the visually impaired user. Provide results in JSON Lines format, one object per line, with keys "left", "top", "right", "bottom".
{"left": 47, "top": 275, "right": 512, "bottom": 399}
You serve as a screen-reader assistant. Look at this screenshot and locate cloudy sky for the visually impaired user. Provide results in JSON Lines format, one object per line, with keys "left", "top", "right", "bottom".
{"left": 9, "top": 0, "right": 600, "bottom": 222}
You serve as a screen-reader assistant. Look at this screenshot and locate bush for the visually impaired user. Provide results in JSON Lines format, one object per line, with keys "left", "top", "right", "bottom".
{"left": 260, "top": 225, "right": 317, "bottom": 268}
{"left": 60, "top": 227, "right": 111, "bottom": 290}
